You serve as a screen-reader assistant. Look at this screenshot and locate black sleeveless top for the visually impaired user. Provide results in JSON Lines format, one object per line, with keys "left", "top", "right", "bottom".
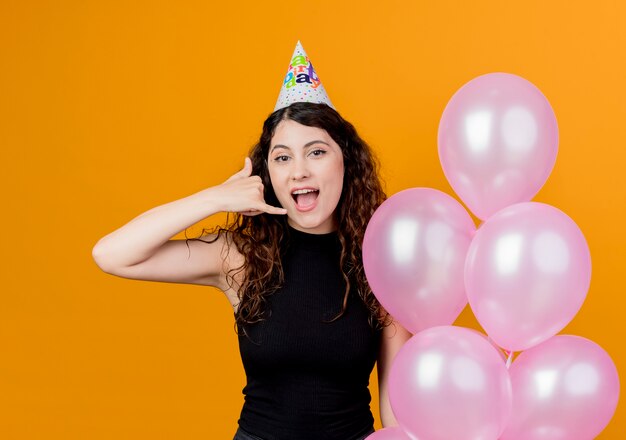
{"left": 236, "top": 225, "right": 382, "bottom": 440}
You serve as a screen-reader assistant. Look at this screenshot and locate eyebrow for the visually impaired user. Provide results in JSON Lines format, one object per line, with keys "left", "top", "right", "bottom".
{"left": 270, "top": 140, "right": 330, "bottom": 153}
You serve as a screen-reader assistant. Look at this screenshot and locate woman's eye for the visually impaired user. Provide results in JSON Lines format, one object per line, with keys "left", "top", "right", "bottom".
{"left": 310, "top": 149, "right": 326, "bottom": 157}
{"left": 274, "top": 155, "right": 290, "bottom": 162}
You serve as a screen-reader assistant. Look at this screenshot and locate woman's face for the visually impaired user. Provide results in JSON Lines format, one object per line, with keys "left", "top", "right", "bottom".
{"left": 267, "top": 118, "right": 345, "bottom": 234}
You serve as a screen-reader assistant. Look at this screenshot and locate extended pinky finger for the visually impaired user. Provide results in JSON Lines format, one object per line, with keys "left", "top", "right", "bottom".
{"left": 261, "top": 204, "right": 288, "bottom": 215}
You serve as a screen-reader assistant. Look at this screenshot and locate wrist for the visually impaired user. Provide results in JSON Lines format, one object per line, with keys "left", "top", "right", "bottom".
{"left": 192, "top": 186, "right": 225, "bottom": 216}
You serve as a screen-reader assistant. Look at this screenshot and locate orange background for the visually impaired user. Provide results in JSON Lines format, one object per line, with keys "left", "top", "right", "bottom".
{"left": 1, "top": 0, "right": 624, "bottom": 438}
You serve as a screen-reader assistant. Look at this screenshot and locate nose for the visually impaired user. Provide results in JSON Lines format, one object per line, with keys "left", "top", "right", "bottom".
{"left": 291, "top": 157, "right": 310, "bottom": 180}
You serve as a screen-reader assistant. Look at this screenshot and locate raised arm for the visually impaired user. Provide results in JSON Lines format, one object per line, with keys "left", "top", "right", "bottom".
{"left": 91, "top": 157, "right": 287, "bottom": 289}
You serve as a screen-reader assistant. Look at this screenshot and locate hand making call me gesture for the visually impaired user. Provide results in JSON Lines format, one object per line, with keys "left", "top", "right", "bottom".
{"left": 214, "top": 157, "right": 287, "bottom": 217}
{"left": 91, "top": 156, "right": 286, "bottom": 311}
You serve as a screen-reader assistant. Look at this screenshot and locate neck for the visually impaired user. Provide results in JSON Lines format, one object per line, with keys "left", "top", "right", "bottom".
{"left": 287, "top": 217, "right": 338, "bottom": 234}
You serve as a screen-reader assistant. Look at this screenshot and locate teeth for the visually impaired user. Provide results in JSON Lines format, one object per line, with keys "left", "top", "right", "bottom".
{"left": 291, "top": 189, "right": 318, "bottom": 195}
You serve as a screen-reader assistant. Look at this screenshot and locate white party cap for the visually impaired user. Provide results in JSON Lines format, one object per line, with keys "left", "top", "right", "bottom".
{"left": 273, "top": 41, "right": 334, "bottom": 112}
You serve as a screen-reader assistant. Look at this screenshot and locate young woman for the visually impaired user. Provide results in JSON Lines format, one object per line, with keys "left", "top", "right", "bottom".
{"left": 92, "top": 102, "right": 412, "bottom": 439}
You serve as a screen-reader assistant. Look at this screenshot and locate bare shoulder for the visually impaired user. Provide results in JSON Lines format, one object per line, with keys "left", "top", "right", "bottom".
{"left": 204, "top": 230, "right": 245, "bottom": 289}
{"left": 163, "top": 230, "right": 245, "bottom": 314}
{"left": 196, "top": 230, "right": 245, "bottom": 312}
{"left": 182, "top": 229, "right": 242, "bottom": 282}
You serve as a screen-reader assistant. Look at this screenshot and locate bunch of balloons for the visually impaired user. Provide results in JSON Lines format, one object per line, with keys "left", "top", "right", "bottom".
{"left": 363, "top": 73, "right": 620, "bottom": 440}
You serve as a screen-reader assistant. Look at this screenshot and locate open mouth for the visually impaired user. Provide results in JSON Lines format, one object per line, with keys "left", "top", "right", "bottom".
{"left": 291, "top": 189, "right": 319, "bottom": 209}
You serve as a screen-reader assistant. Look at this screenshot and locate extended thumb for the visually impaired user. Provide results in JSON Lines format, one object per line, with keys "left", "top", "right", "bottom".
{"left": 242, "top": 157, "right": 253, "bottom": 175}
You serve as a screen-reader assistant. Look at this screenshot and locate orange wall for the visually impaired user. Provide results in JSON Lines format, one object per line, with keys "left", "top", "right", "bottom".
{"left": 1, "top": 0, "right": 624, "bottom": 438}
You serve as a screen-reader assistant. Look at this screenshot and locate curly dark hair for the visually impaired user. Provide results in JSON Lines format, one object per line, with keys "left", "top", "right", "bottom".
{"left": 189, "top": 102, "right": 390, "bottom": 332}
